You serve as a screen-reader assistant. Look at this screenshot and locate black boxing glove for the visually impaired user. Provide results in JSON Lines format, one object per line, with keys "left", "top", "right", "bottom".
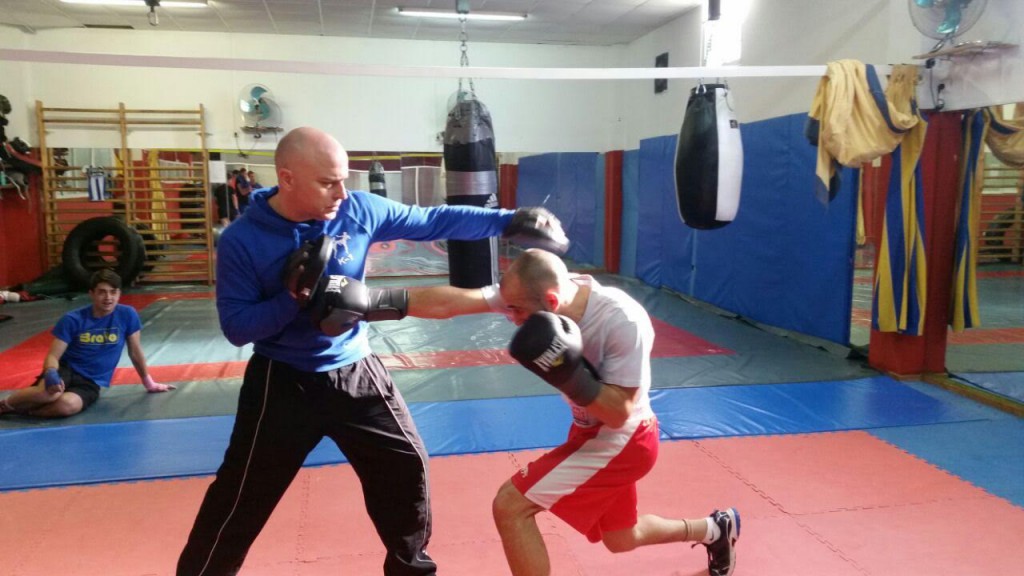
{"left": 283, "top": 234, "right": 335, "bottom": 308}
{"left": 502, "top": 207, "right": 570, "bottom": 255}
{"left": 310, "top": 275, "right": 409, "bottom": 336}
{"left": 508, "top": 311, "right": 602, "bottom": 406}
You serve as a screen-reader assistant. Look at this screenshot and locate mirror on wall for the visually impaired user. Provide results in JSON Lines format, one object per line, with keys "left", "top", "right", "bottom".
{"left": 847, "top": 103, "right": 1024, "bottom": 380}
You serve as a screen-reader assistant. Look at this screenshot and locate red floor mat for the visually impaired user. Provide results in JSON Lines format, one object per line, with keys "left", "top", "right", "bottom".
{"left": 4, "top": 431, "right": 1021, "bottom": 575}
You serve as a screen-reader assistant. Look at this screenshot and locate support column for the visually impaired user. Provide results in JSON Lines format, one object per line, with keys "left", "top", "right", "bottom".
{"left": 603, "top": 150, "right": 623, "bottom": 274}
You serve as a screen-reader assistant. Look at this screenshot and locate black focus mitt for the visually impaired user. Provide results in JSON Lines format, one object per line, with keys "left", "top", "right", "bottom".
{"left": 502, "top": 207, "right": 570, "bottom": 255}
{"left": 283, "top": 234, "right": 335, "bottom": 308}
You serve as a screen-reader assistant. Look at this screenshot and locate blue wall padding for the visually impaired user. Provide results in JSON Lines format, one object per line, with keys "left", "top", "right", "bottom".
{"left": 635, "top": 135, "right": 677, "bottom": 287}
{"left": 691, "top": 114, "right": 858, "bottom": 344}
{"left": 517, "top": 152, "right": 601, "bottom": 267}
{"left": 516, "top": 153, "right": 558, "bottom": 211}
{"left": 620, "top": 149, "right": 640, "bottom": 278}
{"left": 0, "top": 376, "right": 994, "bottom": 492}
{"left": 632, "top": 114, "right": 858, "bottom": 344}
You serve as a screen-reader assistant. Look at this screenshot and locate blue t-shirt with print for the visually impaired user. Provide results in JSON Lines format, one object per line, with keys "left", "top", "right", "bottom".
{"left": 52, "top": 304, "right": 141, "bottom": 388}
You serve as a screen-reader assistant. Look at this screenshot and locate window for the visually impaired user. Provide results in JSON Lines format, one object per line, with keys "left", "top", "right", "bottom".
{"left": 703, "top": 0, "right": 751, "bottom": 66}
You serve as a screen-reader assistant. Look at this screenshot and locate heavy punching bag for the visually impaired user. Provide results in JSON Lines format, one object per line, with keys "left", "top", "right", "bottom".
{"left": 444, "top": 96, "right": 499, "bottom": 288}
{"left": 674, "top": 83, "right": 743, "bottom": 230}
{"left": 369, "top": 160, "right": 387, "bottom": 197}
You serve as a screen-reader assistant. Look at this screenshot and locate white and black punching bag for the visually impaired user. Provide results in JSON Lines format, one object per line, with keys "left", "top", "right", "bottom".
{"left": 369, "top": 160, "right": 386, "bottom": 197}
{"left": 674, "top": 83, "right": 743, "bottom": 230}
{"left": 444, "top": 97, "right": 499, "bottom": 288}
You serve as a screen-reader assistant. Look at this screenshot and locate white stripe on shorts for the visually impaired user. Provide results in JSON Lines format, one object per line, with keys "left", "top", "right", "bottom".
{"left": 523, "top": 416, "right": 643, "bottom": 510}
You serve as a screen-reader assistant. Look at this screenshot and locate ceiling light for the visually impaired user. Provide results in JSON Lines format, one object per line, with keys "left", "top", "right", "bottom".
{"left": 397, "top": 8, "right": 527, "bottom": 22}
{"left": 60, "top": 0, "right": 209, "bottom": 7}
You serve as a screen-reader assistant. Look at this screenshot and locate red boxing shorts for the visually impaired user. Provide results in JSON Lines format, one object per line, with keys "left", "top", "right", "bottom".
{"left": 511, "top": 416, "right": 659, "bottom": 543}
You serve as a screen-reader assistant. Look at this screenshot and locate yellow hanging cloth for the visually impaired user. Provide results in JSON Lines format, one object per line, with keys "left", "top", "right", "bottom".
{"left": 808, "top": 60, "right": 921, "bottom": 202}
{"left": 875, "top": 65, "right": 929, "bottom": 335}
{"left": 984, "top": 104, "right": 1024, "bottom": 168}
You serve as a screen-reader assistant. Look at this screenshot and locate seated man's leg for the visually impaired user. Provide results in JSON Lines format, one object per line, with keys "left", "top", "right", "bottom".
{"left": 27, "top": 389, "right": 86, "bottom": 418}
{"left": 28, "top": 369, "right": 100, "bottom": 418}
{"left": 0, "top": 376, "right": 70, "bottom": 416}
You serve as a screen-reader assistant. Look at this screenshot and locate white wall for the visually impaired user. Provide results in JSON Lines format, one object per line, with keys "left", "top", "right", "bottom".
{"left": 619, "top": 0, "right": 896, "bottom": 146}
{"left": 619, "top": 0, "right": 1022, "bottom": 143}
{"left": 905, "top": 0, "right": 1024, "bottom": 111}
{"left": 617, "top": 9, "right": 704, "bottom": 151}
{"left": 731, "top": 0, "right": 893, "bottom": 121}
{"left": 0, "top": 26, "right": 30, "bottom": 144}
{"left": 1, "top": 28, "right": 621, "bottom": 153}
{"left": 2, "top": 0, "right": 1021, "bottom": 153}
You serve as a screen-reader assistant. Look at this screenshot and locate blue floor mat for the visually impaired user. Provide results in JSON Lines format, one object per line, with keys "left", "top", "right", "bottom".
{"left": 871, "top": 418, "right": 1024, "bottom": 507}
{"left": 0, "top": 376, "right": 993, "bottom": 492}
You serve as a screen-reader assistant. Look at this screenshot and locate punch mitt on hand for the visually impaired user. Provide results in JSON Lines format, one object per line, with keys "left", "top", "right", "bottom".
{"left": 283, "top": 234, "right": 335, "bottom": 308}
{"left": 503, "top": 207, "right": 570, "bottom": 255}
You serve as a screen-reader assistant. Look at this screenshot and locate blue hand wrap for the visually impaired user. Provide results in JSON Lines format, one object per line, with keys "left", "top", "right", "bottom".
{"left": 44, "top": 368, "right": 63, "bottom": 391}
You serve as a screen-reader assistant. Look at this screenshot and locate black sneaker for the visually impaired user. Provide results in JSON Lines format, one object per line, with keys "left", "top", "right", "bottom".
{"left": 704, "top": 508, "right": 740, "bottom": 576}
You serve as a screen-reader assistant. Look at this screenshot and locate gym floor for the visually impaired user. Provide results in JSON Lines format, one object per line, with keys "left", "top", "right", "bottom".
{"left": 1, "top": 242, "right": 1022, "bottom": 576}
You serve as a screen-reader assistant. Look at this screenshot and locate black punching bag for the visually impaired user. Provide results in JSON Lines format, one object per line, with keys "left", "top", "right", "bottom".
{"left": 674, "top": 84, "right": 743, "bottom": 230}
{"left": 444, "top": 97, "right": 499, "bottom": 288}
{"left": 369, "top": 160, "right": 386, "bottom": 197}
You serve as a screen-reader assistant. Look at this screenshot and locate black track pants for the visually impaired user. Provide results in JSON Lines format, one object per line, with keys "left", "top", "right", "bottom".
{"left": 176, "top": 353, "right": 436, "bottom": 575}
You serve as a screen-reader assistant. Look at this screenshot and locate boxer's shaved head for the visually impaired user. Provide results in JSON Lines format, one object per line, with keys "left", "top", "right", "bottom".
{"left": 506, "top": 249, "right": 568, "bottom": 301}
{"left": 500, "top": 249, "right": 570, "bottom": 326}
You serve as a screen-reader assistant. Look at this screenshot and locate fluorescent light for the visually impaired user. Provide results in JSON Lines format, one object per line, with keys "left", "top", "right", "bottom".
{"left": 397, "top": 8, "right": 526, "bottom": 22}
{"left": 61, "top": 0, "right": 209, "bottom": 7}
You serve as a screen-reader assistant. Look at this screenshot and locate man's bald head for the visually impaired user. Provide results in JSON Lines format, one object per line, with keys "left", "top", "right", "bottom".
{"left": 270, "top": 127, "right": 351, "bottom": 222}
{"left": 275, "top": 127, "right": 347, "bottom": 171}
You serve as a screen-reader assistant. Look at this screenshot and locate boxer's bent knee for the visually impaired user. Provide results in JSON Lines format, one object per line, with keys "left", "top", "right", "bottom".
{"left": 493, "top": 480, "right": 539, "bottom": 524}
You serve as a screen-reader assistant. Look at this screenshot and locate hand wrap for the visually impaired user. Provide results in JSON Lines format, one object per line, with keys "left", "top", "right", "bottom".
{"left": 43, "top": 368, "right": 64, "bottom": 393}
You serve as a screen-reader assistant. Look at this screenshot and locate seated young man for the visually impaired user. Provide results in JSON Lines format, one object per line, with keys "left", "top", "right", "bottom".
{"left": 0, "top": 269, "right": 174, "bottom": 419}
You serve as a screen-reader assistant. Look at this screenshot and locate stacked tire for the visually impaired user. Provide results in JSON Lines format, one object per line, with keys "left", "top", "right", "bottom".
{"left": 62, "top": 217, "right": 146, "bottom": 290}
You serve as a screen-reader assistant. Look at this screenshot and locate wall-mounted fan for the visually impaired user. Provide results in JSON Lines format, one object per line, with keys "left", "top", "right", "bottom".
{"left": 238, "top": 84, "right": 283, "bottom": 138}
{"left": 909, "top": 0, "right": 987, "bottom": 54}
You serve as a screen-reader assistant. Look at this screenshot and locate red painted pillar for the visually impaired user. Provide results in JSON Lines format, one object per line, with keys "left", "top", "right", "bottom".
{"left": 603, "top": 150, "right": 623, "bottom": 274}
{"left": 0, "top": 165, "right": 46, "bottom": 286}
{"left": 498, "top": 163, "right": 518, "bottom": 210}
{"left": 868, "top": 111, "right": 963, "bottom": 376}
